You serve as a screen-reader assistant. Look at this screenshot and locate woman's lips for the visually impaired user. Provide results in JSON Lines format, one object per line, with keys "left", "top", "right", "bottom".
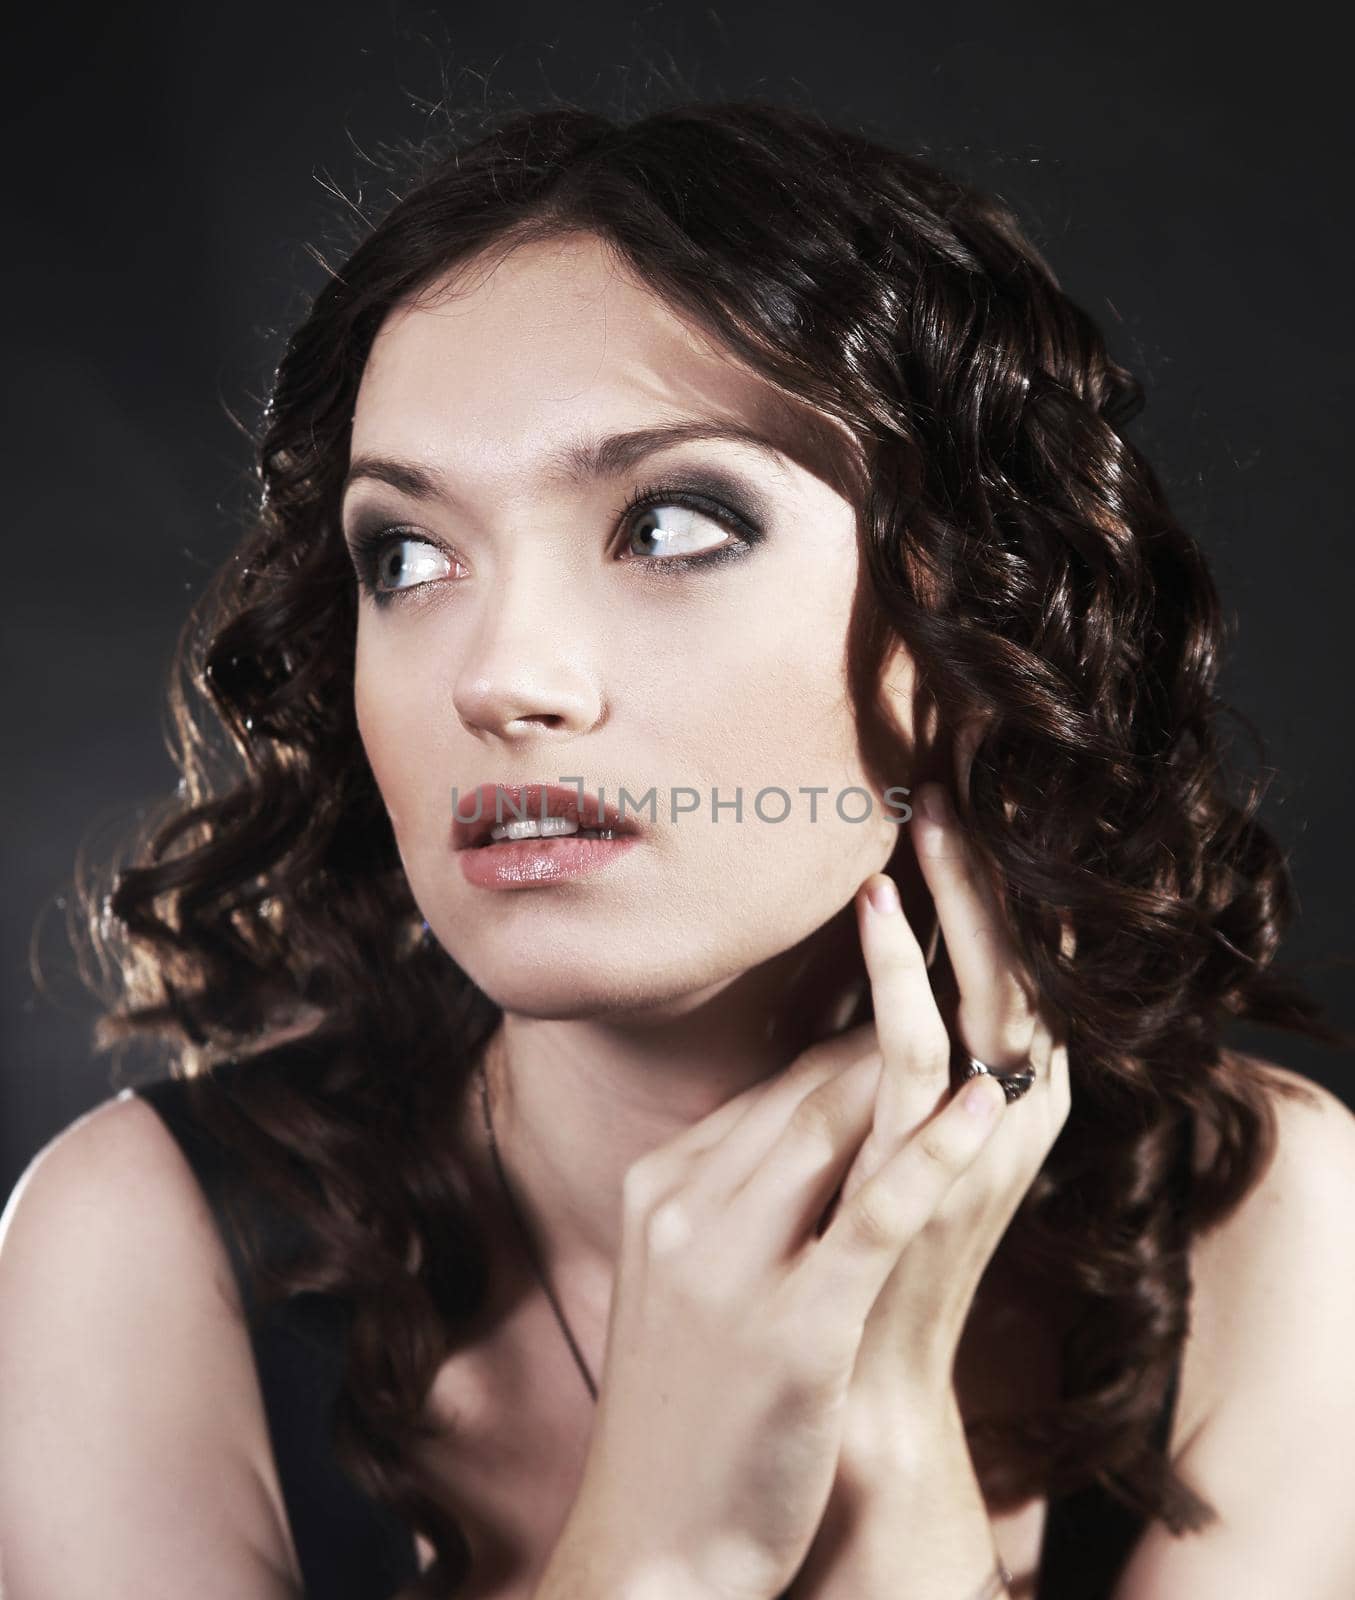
{"left": 457, "top": 830, "right": 641, "bottom": 888}
{"left": 450, "top": 782, "right": 642, "bottom": 852}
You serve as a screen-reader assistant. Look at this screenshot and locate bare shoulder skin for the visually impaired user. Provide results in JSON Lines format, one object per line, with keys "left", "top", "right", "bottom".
{"left": 0, "top": 1093, "right": 302, "bottom": 1599}
{"left": 1117, "top": 1054, "right": 1355, "bottom": 1595}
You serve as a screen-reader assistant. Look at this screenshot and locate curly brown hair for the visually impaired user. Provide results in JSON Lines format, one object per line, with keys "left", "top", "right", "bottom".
{"left": 70, "top": 98, "right": 1347, "bottom": 1594}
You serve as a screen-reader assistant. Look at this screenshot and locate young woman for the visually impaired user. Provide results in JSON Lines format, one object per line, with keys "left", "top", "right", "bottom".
{"left": 2, "top": 100, "right": 1353, "bottom": 1600}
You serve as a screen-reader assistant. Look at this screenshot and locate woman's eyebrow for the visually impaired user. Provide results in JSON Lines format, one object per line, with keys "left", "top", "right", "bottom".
{"left": 341, "top": 420, "right": 793, "bottom": 509}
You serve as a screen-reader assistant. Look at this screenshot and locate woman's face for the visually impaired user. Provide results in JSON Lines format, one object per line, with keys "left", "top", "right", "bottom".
{"left": 345, "top": 230, "right": 920, "bottom": 1017}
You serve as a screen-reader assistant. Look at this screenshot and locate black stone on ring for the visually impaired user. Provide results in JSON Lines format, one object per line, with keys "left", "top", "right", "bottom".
{"left": 962, "top": 1053, "right": 1036, "bottom": 1104}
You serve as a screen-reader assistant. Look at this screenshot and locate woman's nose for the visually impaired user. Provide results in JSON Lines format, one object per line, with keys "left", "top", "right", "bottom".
{"left": 451, "top": 563, "right": 605, "bottom": 742}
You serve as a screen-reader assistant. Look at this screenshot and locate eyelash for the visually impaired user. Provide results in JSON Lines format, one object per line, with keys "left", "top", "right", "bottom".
{"left": 345, "top": 479, "right": 764, "bottom": 608}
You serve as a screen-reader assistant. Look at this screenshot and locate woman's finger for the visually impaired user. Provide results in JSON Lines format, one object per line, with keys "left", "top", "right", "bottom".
{"left": 679, "top": 1025, "right": 881, "bottom": 1196}
{"left": 721, "top": 1050, "right": 887, "bottom": 1260}
{"left": 806, "top": 1066, "right": 1007, "bottom": 1327}
{"left": 854, "top": 872, "right": 953, "bottom": 1146}
{"left": 911, "top": 782, "right": 1038, "bottom": 1072}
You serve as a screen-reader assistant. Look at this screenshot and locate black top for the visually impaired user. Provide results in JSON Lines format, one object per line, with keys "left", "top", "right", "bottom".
{"left": 134, "top": 1069, "right": 1186, "bottom": 1600}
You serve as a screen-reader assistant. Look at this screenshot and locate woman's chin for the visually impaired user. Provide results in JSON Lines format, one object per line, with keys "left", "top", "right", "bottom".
{"left": 462, "top": 963, "right": 742, "bottom": 1024}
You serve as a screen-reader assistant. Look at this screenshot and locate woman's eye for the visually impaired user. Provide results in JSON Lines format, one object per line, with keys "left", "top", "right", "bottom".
{"left": 621, "top": 500, "right": 739, "bottom": 562}
{"left": 352, "top": 532, "right": 456, "bottom": 600}
{"left": 375, "top": 537, "right": 451, "bottom": 590}
{"left": 349, "top": 489, "right": 758, "bottom": 607}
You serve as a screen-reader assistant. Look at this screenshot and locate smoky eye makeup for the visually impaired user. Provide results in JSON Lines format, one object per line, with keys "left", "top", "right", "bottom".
{"left": 632, "top": 463, "right": 772, "bottom": 532}
{"left": 339, "top": 455, "right": 780, "bottom": 605}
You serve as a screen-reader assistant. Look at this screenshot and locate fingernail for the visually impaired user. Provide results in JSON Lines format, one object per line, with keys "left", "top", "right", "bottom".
{"left": 867, "top": 875, "right": 900, "bottom": 915}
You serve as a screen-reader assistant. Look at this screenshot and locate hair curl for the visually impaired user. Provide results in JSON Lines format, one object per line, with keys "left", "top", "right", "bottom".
{"left": 69, "top": 97, "right": 1348, "bottom": 1593}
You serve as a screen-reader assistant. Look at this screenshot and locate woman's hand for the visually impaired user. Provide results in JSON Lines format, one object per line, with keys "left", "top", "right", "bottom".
{"left": 547, "top": 891, "right": 1037, "bottom": 1600}
{"left": 545, "top": 731, "right": 1067, "bottom": 1600}
{"left": 831, "top": 773, "right": 1072, "bottom": 1465}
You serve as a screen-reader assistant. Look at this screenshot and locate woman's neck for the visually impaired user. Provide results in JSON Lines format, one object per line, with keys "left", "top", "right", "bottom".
{"left": 456, "top": 888, "right": 917, "bottom": 1330}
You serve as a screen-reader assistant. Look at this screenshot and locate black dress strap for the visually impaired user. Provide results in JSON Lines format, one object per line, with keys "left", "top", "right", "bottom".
{"left": 1036, "top": 1109, "right": 1194, "bottom": 1598}
{"left": 135, "top": 1069, "right": 420, "bottom": 1600}
{"left": 1035, "top": 1355, "right": 1181, "bottom": 1597}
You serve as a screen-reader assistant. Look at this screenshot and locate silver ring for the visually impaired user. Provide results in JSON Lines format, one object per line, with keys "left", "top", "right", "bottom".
{"left": 962, "top": 1053, "right": 1036, "bottom": 1104}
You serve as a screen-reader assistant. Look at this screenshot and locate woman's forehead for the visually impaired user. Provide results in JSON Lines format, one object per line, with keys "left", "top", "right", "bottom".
{"left": 353, "top": 234, "right": 864, "bottom": 506}
{"left": 361, "top": 235, "right": 769, "bottom": 426}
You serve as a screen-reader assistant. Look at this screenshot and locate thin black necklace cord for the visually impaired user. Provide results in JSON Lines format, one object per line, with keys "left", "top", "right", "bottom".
{"left": 476, "top": 1048, "right": 1011, "bottom": 1600}
{"left": 476, "top": 1052, "right": 599, "bottom": 1403}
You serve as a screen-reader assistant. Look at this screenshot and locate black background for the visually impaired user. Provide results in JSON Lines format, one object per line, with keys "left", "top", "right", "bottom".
{"left": 4, "top": 1, "right": 1352, "bottom": 1199}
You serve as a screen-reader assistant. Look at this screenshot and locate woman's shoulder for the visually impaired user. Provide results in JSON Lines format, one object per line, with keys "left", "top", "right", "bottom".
{"left": 1174, "top": 1050, "right": 1355, "bottom": 1456}
{"left": 1188, "top": 1049, "right": 1354, "bottom": 1193}
{"left": 1, "top": 1088, "right": 243, "bottom": 1316}
{"left": 1189, "top": 1046, "right": 1355, "bottom": 1264}
{"left": 0, "top": 1089, "right": 302, "bottom": 1595}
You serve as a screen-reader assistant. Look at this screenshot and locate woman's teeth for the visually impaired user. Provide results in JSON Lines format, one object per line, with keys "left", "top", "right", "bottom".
{"left": 481, "top": 817, "right": 617, "bottom": 845}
